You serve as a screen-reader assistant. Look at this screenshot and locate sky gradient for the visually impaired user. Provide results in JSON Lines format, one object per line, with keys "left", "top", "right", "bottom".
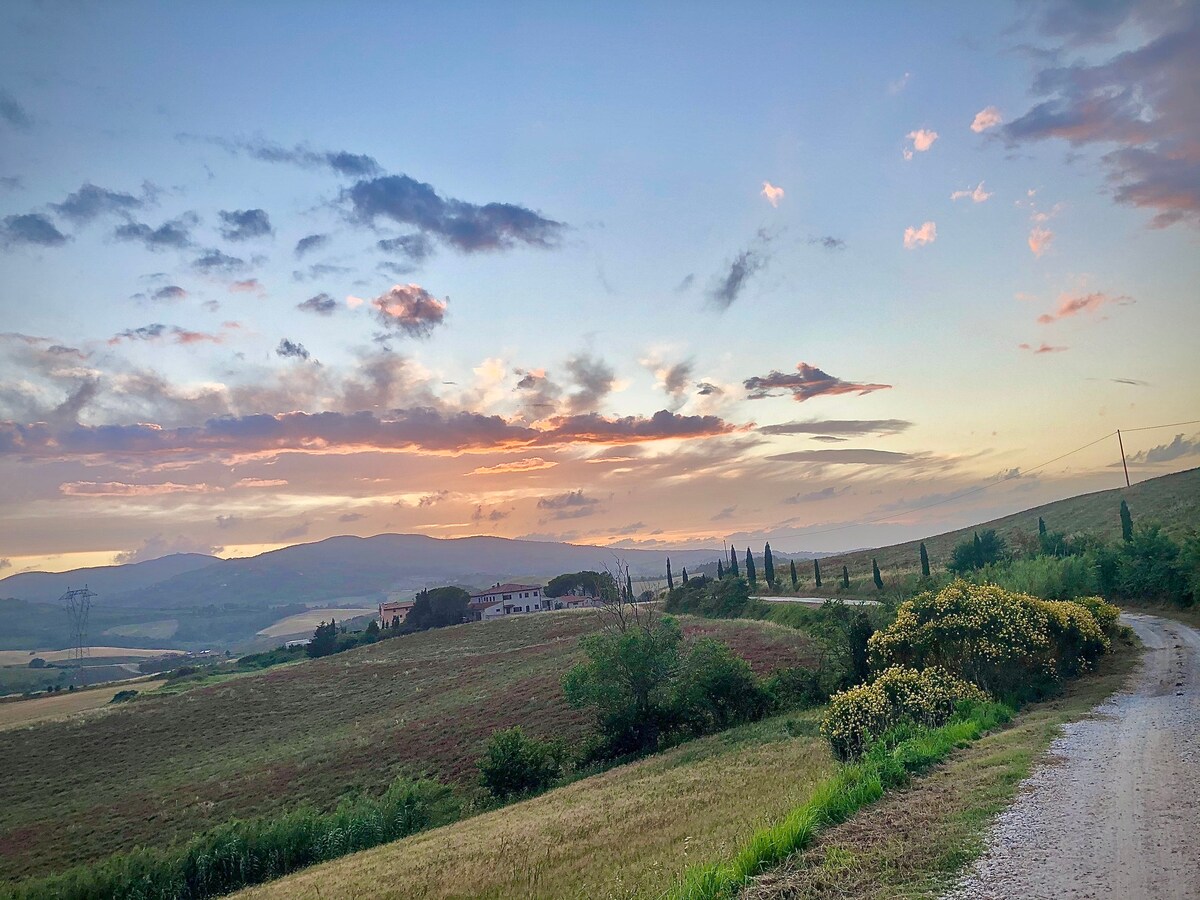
{"left": 1, "top": 0, "right": 1198, "bottom": 573}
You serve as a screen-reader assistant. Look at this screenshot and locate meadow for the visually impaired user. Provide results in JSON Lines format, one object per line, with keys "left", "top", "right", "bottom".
{"left": 0, "top": 679, "right": 167, "bottom": 732}
{"left": 0, "top": 610, "right": 815, "bottom": 884}
{"left": 255, "top": 607, "right": 378, "bottom": 638}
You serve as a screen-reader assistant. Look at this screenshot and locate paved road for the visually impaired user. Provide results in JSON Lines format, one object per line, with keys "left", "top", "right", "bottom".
{"left": 949, "top": 614, "right": 1200, "bottom": 899}
{"left": 747, "top": 596, "right": 881, "bottom": 606}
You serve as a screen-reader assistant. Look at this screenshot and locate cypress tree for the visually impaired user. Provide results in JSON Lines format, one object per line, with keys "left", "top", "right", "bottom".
{"left": 842, "top": 565, "right": 850, "bottom": 589}
{"left": 790, "top": 559, "right": 798, "bottom": 588}
{"left": 626, "top": 572, "right": 634, "bottom": 600}
{"left": 814, "top": 558, "right": 822, "bottom": 588}
{"left": 682, "top": 567, "right": 689, "bottom": 584}
{"left": 1038, "top": 516, "right": 1047, "bottom": 536}
{"left": 764, "top": 543, "right": 775, "bottom": 587}
{"left": 717, "top": 559, "right": 724, "bottom": 579}
{"left": 973, "top": 532, "right": 983, "bottom": 568}
{"left": 746, "top": 548, "right": 757, "bottom": 587}
{"left": 729, "top": 546, "right": 739, "bottom": 577}
{"left": 919, "top": 542, "right": 930, "bottom": 578}
{"left": 666, "top": 558, "right": 674, "bottom": 591}
{"left": 1120, "top": 499, "right": 1134, "bottom": 542}
{"left": 872, "top": 558, "right": 883, "bottom": 590}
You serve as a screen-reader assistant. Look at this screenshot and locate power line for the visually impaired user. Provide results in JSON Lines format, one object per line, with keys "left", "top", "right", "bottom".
{"left": 1120, "top": 418, "right": 1200, "bottom": 433}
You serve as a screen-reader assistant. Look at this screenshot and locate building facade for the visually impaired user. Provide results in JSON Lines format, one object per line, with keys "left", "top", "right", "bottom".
{"left": 467, "top": 583, "right": 546, "bottom": 621}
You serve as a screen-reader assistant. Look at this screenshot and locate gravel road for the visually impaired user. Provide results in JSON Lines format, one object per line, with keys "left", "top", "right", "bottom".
{"left": 948, "top": 613, "right": 1200, "bottom": 900}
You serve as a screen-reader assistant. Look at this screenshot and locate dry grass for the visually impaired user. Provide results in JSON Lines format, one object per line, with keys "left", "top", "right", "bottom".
{"left": 0, "top": 647, "right": 184, "bottom": 666}
{"left": 235, "top": 714, "right": 834, "bottom": 900}
{"left": 256, "top": 608, "right": 378, "bottom": 637}
{"left": 742, "top": 633, "right": 1140, "bottom": 900}
{"left": 0, "top": 679, "right": 167, "bottom": 732}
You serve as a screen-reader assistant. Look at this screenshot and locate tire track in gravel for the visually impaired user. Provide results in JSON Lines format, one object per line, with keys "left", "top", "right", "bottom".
{"left": 948, "top": 613, "right": 1200, "bottom": 900}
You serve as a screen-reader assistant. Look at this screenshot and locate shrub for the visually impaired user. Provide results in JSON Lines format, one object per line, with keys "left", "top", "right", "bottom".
{"left": 764, "top": 666, "right": 826, "bottom": 710}
{"left": 1097, "top": 523, "right": 1191, "bottom": 604}
{"left": 1070, "top": 595, "right": 1121, "bottom": 634}
{"left": 674, "top": 639, "right": 773, "bottom": 734}
{"left": 478, "top": 727, "right": 563, "bottom": 801}
{"left": 665, "top": 575, "right": 751, "bottom": 619}
{"left": 109, "top": 690, "right": 138, "bottom": 704}
{"left": 820, "top": 666, "right": 987, "bottom": 760}
{"left": 981, "top": 553, "right": 1100, "bottom": 600}
{"left": 948, "top": 529, "right": 1008, "bottom": 574}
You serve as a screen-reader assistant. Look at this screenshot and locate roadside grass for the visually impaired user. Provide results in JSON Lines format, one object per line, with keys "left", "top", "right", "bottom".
{"left": 0, "top": 612, "right": 815, "bottom": 882}
{"left": 232, "top": 712, "right": 836, "bottom": 900}
{"left": 741, "top": 630, "right": 1139, "bottom": 900}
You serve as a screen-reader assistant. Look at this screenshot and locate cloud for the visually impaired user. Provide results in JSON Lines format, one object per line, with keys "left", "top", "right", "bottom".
{"left": 565, "top": 352, "right": 616, "bottom": 414}
{"left": 51, "top": 183, "right": 144, "bottom": 223}
{"left": 970, "top": 106, "right": 1003, "bottom": 133}
{"left": 470, "top": 457, "right": 557, "bottom": 475}
{"left": 0, "top": 89, "right": 33, "bottom": 129}
{"left": 708, "top": 231, "right": 771, "bottom": 309}
{"left": 768, "top": 448, "right": 914, "bottom": 465}
{"left": 1130, "top": 432, "right": 1200, "bottom": 463}
{"left": 294, "top": 233, "right": 329, "bottom": 257}
{"left": 903, "top": 129, "right": 939, "bottom": 159}
{"left": 294, "top": 262, "right": 351, "bottom": 282}
{"left": 230, "top": 278, "right": 263, "bottom": 294}
{"left": 710, "top": 505, "right": 737, "bottom": 521}
{"left": 371, "top": 284, "right": 448, "bottom": 338}
{"left": 903, "top": 221, "right": 937, "bottom": 249}
{"left": 660, "top": 360, "right": 693, "bottom": 398}
{"left": 109, "top": 323, "right": 234, "bottom": 345}
{"left": 1028, "top": 225, "right": 1054, "bottom": 257}
{"left": 696, "top": 382, "right": 723, "bottom": 396}
{"left": 150, "top": 285, "right": 187, "bottom": 302}
{"left": 951, "top": 181, "right": 992, "bottom": 203}
{"left": 219, "top": 208, "right": 272, "bottom": 241}
{"left": 888, "top": 72, "right": 911, "bottom": 95}
{"left": 232, "top": 477, "right": 287, "bottom": 489}
{"left": 1004, "top": 3, "right": 1200, "bottom": 227}
{"left": 297, "top": 293, "right": 337, "bottom": 316}
{"left": 746, "top": 363, "right": 891, "bottom": 403}
{"left": 275, "top": 520, "right": 311, "bottom": 541}
{"left": 759, "top": 418, "right": 912, "bottom": 436}
{"left": 191, "top": 135, "right": 382, "bottom": 177}
{"left": 60, "top": 480, "right": 212, "bottom": 496}
{"left": 537, "top": 489, "right": 601, "bottom": 520}
{"left": 377, "top": 233, "right": 434, "bottom": 265}
{"left": 675, "top": 274, "right": 695, "bottom": 292}
{"left": 761, "top": 181, "right": 785, "bottom": 207}
{"left": 0, "top": 558, "right": 11, "bottom": 571}
{"left": 338, "top": 512, "right": 366, "bottom": 522}
{"left": 344, "top": 174, "right": 565, "bottom": 252}
{"left": 1037, "top": 290, "right": 1133, "bottom": 324}
{"left": 193, "top": 249, "right": 246, "bottom": 274}
{"left": 215, "top": 515, "right": 240, "bottom": 529}
{"left": 808, "top": 236, "right": 846, "bottom": 250}
{"left": 1019, "top": 342, "right": 1069, "bottom": 353}
{"left": 276, "top": 338, "right": 312, "bottom": 361}
{"left": 472, "top": 505, "right": 510, "bottom": 523}
{"left": 783, "top": 485, "right": 850, "bottom": 504}
{"left": 1, "top": 213, "right": 69, "bottom": 247}
{"left": 113, "top": 535, "right": 222, "bottom": 565}
{"left": 1111, "top": 377, "right": 1149, "bottom": 386}
{"left": 114, "top": 214, "right": 197, "bottom": 250}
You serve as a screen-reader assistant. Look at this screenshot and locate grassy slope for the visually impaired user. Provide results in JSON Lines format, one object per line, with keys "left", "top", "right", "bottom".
{"left": 742, "top": 631, "right": 1139, "bottom": 900}
{"left": 0, "top": 610, "right": 815, "bottom": 883}
{"left": 0, "top": 679, "right": 167, "bottom": 732}
{"left": 799, "top": 466, "right": 1200, "bottom": 590}
{"left": 235, "top": 713, "right": 835, "bottom": 900}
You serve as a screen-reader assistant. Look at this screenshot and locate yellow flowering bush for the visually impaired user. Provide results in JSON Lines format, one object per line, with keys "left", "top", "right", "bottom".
{"left": 821, "top": 665, "right": 987, "bottom": 760}
{"left": 1070, "top": 595, "right": 1121, "bottom": 634}
{"left": 867, "top": 579, "right": 1109, "bottom": 696}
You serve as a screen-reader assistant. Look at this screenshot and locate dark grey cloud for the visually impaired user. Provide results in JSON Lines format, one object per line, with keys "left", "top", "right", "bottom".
{"left": 0, "top": 89, "right": 32, "bottom": 130}
{"left": 51, "top": 183, "right": 144, "bottom": 223}
{"left": 696, "top": 381, "right": 723, "bottom": 396}
{"left": 294, "top": 233, "right": 329, "bottom": 257}
{"left": 111, "top": 324, "right": 168, "bottom": 342}
{"left": 377, "top": 232, "right": 434, "bottom": 264}
{"left": 344, "top": 174, "right": 565, "bottom": 253}
{"left": 514, "top": 368, "right": 562, "bottom": 417}
{"left": 114, "top": 213, "right": 197, "bottom": 250}
{"left": 297, "top": 293, "right": 337, "bottom": 316}
{"left": 1130, "top": 432, "right": 1200, "bottom": 463}
{"left": 745, "top": 363, "right": 892, "bottom": 402}
{"left": 186, "top": 135, "right": 382, "bottom": 177}
{"left": 675, "top": 274, "right": 696, "bottom": 293}
{"left": 759, "top": 418, "right": 913, "bottom": 436}
{"left": 661, "top": 360, "right": 693, "bottom": 397}
{"left": 783, "top": 485, "right": 850, "bottom": 504}
{"left": 275, "top": 520, "right": 312, "bottom": 541}
{"left": 293, "top": 262, "right": 351, "bottom": 282}
{"left": 338, "top": 512, "right": 366, "bottom": 523}
{"left": 219, "top": 208, "right": 272, "bottom": 241}
{"left": 276, "top": 338, "right": 312, "bottom": 361}
{"left": 708, "top": 230, "right": 772, "bottom": 309}
{"left": 150, "top": 285, "right": 187, "bottom": 302}
{"left": 1, "top": 213, "right": 68, "bottom": 247}
{"left": 808, "top": 235, "right": 846, "bottom": 250}
{"left": 565, "top": 352, "right": 616, "bottom": 414}
{"left": 537, "top": 489, "right": 601, "bottom": 520}
{"left": 193, "top": 249, "right": 246, "bottom": 274}
{"left": 472, "top": 505, "right": 510, "bottom": 523}
{"left": 710, "top": 505, "right": 737, "bottom": 521}
{"left": 0, "top": 176, "right": 23, "bottom": 191}
{"left": 768, "top": 448, "right": 914, "bottom": 465}
{"left": 371, "top": 284, "right": 447, "bottom": 338}
{"left": 1111, "top": 377, "right": 1149, "bottom": 386}
{"left": 1006, "top": 2, "right": 1200, "bottom": 227}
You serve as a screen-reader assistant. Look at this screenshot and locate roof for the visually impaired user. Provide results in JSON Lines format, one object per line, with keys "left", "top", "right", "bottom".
{"left": 380, "top": 599, "right": 416, "bottom": 610}
{"left": 469, "top": 582, "right": 544, "bottom": 602}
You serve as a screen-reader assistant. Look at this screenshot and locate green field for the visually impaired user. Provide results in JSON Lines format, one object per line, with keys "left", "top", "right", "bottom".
{"left": 0, "top": 610, "right": 816, "bottom": 883}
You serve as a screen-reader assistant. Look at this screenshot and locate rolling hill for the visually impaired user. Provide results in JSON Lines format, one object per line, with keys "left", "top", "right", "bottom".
{"left": 0, "top": 553, "right": 218, "bottom": 605}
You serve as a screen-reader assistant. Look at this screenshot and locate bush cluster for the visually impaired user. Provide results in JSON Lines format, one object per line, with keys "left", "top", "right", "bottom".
{"left": 820, "top": 665, "right": 987, "bottom": 760}
{"left": 478, "top": 727, "right": 564, "bottom": 801}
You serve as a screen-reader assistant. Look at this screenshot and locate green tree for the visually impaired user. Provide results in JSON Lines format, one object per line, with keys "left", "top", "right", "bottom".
{"left": 306, "top": 619, "right": 338, "bottom": 658}
{"left": 1120, "top": 499, "right": 1134, "bottom": 542}
{"left": 763, "top": 543, "right": 775, "bottom": 588}
{"left": 729, "top": 546, "right": 739, "bottom": 577}
{"left": 842, "top": 565, "right": 850, "bottom": 589}
{"left": 666, "top": 557, "right": 675, "bottom": 591}
{"left": 745, "top": 548, "right": 757, "bottom": 588}
{"left": 546, "top": 571, "right": 617, "bottom": 599}
{"left": 1038, "top": 516, "right": 1047, "bottom": 536}
{"left": 674, "top": 639, "right": 771, "bottom": 734}
{"left": 364, "top": 619, "right": 381, "bottom": 639}
{"left": 949, "top": 529, "right": 1008, "bottom": 574}
{"left": 814, "top": 558, "right": 822, "bottom": 588}
{"left": 682, "top": 567, "right": 689, "bottom": 584}
{"left": 872, "top": 558, "right": 883, "bottom": 590}
{"left": 717, "top": 558, "right": 725, "bottom": 579}
{"left": 478, "top": 727, "right": 563, "bottom": 801}
{"left": 920, "top": 542, "right": 930, "bottom": 578}
{"left": 790, "top": 559, "right": 798, "bottom": 589}
{"left": 406, "top": 587, "right": 471, "bottom": 630}
{"left": 626, "top": 572, "right": 634, "bottom": 601}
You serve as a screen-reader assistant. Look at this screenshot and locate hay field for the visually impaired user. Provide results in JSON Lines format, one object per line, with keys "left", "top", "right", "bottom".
{"left": 0, "top": 679, "right": 167, "bottom": 732}
{"left": 256, "top": 608, "right": 378, "bottom": 637}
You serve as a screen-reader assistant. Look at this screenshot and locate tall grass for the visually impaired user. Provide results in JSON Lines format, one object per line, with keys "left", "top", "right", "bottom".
{"left": 977, "top": 554, "right": 1101, "bottom": 600}
{"left": 4, "top": 778, "right": 459, "bottom": 900}
{"left": 665, "top": 700, "right": 1013, "bottom": 900}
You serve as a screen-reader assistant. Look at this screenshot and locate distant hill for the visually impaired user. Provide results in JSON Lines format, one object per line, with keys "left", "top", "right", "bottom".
{"left": 822, "top": 466, "right": 1200, "bottom": 583}
{"left": 0, "top": 553, "right": 218, "bottom": 605}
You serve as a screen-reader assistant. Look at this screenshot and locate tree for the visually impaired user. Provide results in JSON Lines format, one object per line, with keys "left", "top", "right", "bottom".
{"left": 1038, "top": 516, "right": 1047, "bottom": 537}
{"left": 729, "top": 546, "right": 739, "bottom": 577}
{"left": 546, "top": 571, "right": 617, "bottom": 599}
{"left": 682, "top": 567, "right": 689, "bottom": 584}
{"left": 745, "top": 548, "right": 757, "bottom": 588}
{"left": 478, "top": 727, "right": 562, "bottom": 801}
{"left": 674, "top": 639, "right": 771, "bottom": 734}
{"left": 666, "top": 558, "right": 675, "bottom": 591}
{"left": 364, "top": 619, "right": 381, "bottom": 639}
{"left": 626, "top": 572, "right": 634, "bottom": 601}
{"left": 307, "top": 619, "right": 338, "bottom": 658}
{"left": 790, "top": 559, "right": 798, "bottom": 589}
{"left": 872, "top": 559, "right": 883, "bottom": 590}
{"left": 919, "top": 542, "right": 930, "bottom": 578}
{"left": 718, "top": 559, "right": 725, "bottom": 579}
{"left": 763, "top": 543, "right": 775, "bottom": 588}
{"left": 948, "top": 529, "right": 1008, "bottom": 574}
{"left": 406, "top": 587, "right": 471, "bottom": 630}
{"left": 814, "top": 558, "right": 822, "bottom": 588}
{"left": 28, "top": 658, "right": 46, "bottom": 669}
{"left": 842, "top": 565, "right": 850, "bottom": 589}
{"left": 1120, "top": 499, "right": 1134, "bottom": 543}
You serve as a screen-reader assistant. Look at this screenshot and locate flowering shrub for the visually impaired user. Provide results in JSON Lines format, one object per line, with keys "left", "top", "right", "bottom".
{"left": 821, "top": 665, "right": 986, "bottom": 760}
{"left": 867, "top": 580, "right": 1109, "bottom": 697}
{"left": 1070, "top": 595, "right": 1121, "bottom": 634}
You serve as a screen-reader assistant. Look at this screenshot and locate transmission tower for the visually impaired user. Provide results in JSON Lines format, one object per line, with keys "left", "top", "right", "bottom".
{"left": 61, "top": 586, "right": 96, "bottom": 662}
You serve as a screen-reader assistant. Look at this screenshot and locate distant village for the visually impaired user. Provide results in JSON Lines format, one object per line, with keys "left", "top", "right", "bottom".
{"left": 379, "top": 581, "right": 600, "bottom": 627}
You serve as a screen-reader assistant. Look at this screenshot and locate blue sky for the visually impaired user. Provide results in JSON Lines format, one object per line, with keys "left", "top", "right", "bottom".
{"left": 1, "top": 0, "right": 1197, "bottom": 572}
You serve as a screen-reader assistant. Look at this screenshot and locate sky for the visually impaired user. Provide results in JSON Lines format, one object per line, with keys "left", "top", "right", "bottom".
{"left": 1, "top": 0, "right": 1198, "bottom": 574}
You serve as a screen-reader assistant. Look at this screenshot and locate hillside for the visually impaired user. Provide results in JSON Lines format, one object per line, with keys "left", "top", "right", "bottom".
{"left": 0, "top": 554, "right": 218, "bottom": 605}
{"left": 811, "top": 466, "right": 1200, "bottom": 587}
{"left": 0, "top": 610, "right": 816, "bottom": 883}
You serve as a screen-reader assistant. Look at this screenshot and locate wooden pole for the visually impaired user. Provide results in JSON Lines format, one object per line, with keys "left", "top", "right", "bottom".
{"left": 1117, "top": 429, "right": 1131, "bottom": 488}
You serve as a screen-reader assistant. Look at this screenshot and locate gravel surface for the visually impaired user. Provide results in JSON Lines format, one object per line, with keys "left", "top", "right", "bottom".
{"left": 948, "top": 614, "right": 1200, "bottom": 900}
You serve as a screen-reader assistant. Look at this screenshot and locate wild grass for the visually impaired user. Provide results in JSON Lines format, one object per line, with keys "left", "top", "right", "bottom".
{"left": 0, "top": 679, "right": 167, "bottom": 732}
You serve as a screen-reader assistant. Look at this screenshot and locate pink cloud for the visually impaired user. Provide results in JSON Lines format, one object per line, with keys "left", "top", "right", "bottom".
{"left": 60, "top": 481, "right": 213, "bottom": 496}
{"left": 1037, "top": 291, "right": 1133, "bottom": 324}
{"left": 372, "top": 284, "right": 448, "bottom": 338}
{"left": 971, "top": 106, "right": 1003, "bottom": 133}
{"left": 760, "top": 181, "right": 784, "bottom": 207}
{"left": 951, "top": 181, "right": 992, "bottom": 203}
{"left": 470, "top": 457, "right": 558, "bottom": 475}
{"left": 903, "top": 221, "right": 937, "bottom": 249}
{"left": 904, "top": 130, "right": 939, "bottom": 160}
{"left": 1018, "top": 342, "right": 1069, "bottom": 354}
{"left": 1028, "top": 225, "right": 1054, "bottom": 257}
{"left": 231, "top": 477, "right": 289, "bottom": 489}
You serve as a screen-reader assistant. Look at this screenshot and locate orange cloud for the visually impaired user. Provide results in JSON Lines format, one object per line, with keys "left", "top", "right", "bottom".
{"left": 951, "top": 181, "right": 992, "bottom": 203}
{"left": 903, "top": 129, "right": 938, "bottom": 159}
{"left": 1028, "top": 225, "right": 1054, "bottom": 256}
{"left": 903, "top": 221, "right": 937, "bottom": 249}
{"left": 60, "top": 481, "right": 213, "bottom": 496}
{"left": 232, "top": 477, "right": 289, "bottom": 488}
{"left": 1037, "top": 291, "right": 1133, "bottom": 324}
{"left": 971, "top": 106, "right": 1002, "bottom": 133}
{"left": 470, "top": 457, "right": 558, "bottom": 475}
{"left": 761, "top": 181, "right": 785, "bottom": 207}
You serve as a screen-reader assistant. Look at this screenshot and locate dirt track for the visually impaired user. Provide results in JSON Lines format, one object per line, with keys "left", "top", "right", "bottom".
{"left": 949, "top": 614, "right": 1200, "bottom": 899}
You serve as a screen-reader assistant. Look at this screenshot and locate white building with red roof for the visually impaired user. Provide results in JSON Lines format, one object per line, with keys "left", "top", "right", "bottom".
{"left": 467, "top": 582, "right": 546, "bottom": 621}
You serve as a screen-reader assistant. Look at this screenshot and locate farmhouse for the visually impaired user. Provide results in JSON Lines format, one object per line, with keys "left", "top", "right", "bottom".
{"left": 379, "top": 598, "right": 416, "bottom": 626}
{"left": 467, "top": 583, "right": 546, "bottom": 621}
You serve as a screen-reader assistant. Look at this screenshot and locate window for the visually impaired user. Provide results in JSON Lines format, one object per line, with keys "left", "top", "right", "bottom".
{"left": 503, "top": 594, "right": 512, "bottom": 601}
{"left": 525, "top": 605, "right": 530, "bottom": 612}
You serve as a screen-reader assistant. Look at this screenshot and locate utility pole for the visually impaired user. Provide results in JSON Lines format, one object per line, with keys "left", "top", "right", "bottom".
{"left": 1117, "top": 430, "right": 1130, "bottom": 488}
